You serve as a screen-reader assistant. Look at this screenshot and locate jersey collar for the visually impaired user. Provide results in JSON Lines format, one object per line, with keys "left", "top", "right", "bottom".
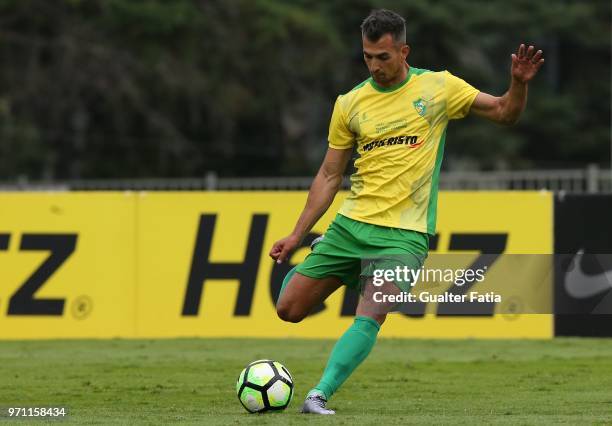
{"left": 369, "top": 65, "right": 414, "bottom": 93}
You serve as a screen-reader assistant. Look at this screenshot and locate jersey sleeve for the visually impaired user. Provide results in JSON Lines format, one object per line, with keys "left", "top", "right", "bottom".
{"left": 445, "top": 71, "right": 480, "bottom": 120}
{"left": 328, "top": 96, "right": 355, "bottom": 149}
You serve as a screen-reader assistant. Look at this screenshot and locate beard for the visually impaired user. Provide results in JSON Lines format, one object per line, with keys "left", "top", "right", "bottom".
{"left": 370, "top": 64, "right": 402, "bottom": 85}
{"left": 371, "top": 71, "right": 388, "bottom": 83}
{"left": 368, "top": 63, "right": 407, "bottom": 86}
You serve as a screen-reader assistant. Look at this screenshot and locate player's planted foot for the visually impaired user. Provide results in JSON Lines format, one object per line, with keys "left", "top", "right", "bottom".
{"left": 301, "top": 394, "right": 335, "bottom": 415}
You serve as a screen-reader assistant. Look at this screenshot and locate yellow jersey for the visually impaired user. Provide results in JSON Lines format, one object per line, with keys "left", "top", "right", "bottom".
{"left": 328, "top": 66, "right": 479, "bottom": 234}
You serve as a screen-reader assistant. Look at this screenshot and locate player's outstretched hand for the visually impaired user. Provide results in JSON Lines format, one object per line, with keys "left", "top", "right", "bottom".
{"left": 511, "top": 44, "right": 544, "bottom": 83}
{"left": 269, "top": 234, "right": 300, "bottom": 264}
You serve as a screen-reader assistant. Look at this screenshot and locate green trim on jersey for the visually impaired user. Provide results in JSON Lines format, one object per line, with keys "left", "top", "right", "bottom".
{"left": 350, "top": 66, "right": 433, "bottom": 95}
{"left": 369, "top": 74, "right": 410, "bottom": 93}
{"left": 350, "top": 78, "right": 370, "bottom": 92}
{"left": 369, "top": 66, "right": 432, "bottom": 93}
{"left": 426, "top": 128, "right": 447, "bottom": 234}
{"left": 408, "top": 66, "right": 431, "bottom": 76}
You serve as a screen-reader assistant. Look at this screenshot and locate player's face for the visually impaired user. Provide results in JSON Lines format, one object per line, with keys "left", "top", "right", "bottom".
{"left": 362, "top": 33, "right": 409, "bottom": 86}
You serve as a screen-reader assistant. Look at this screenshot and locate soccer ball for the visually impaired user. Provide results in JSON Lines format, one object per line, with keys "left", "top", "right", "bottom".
{"left": 236, "top": 359, "right": 294, "bottom": 413}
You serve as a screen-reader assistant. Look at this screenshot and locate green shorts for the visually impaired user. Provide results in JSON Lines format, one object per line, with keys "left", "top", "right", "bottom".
{"left": 295, "top": 214, "right": 429, "bottom": 290}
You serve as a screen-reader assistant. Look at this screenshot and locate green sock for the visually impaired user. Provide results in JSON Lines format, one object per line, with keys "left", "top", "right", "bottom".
{"left": 278, "top": 266, "right": 297, "bottom": 301}
{"left": 308, "top": 316, "right": 380, "bottom": 400}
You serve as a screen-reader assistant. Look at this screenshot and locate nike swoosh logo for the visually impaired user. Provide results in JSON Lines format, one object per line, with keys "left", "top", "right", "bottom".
{"left": 564, "top": 249, "right": 612, "bottom": 298}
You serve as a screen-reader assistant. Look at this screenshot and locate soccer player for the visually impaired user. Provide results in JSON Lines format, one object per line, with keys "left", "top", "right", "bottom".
{"left": 269, "top": 9, "right": 544, "bottom": 415}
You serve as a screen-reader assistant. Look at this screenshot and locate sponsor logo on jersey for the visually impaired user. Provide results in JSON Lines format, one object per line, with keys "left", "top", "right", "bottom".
{"left": 362, "top": 135, "right": 423, "bottom": 152}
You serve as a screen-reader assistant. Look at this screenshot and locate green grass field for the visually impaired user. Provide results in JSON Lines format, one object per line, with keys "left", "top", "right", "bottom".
{"left": 1, "top": 338, "right": 612, "bottom": 425}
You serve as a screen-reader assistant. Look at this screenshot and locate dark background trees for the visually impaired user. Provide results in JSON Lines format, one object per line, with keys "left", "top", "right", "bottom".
{"left": 0, "top": 0, "right": 609, "bottom": 180}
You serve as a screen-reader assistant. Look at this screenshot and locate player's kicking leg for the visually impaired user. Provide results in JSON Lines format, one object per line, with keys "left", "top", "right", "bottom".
{"left": 298, "top": 276, "right": 399, "bottom": 415}
{"left": 276, "top": 270, "right": 342, "bottom": 324}
{"left": 274, "top": 215, "right": 427, "bottom": 415}
{"left": 275, "top": 270, "right": 343, "bottom": 414}
{"left": 276, "top": 264, "right": 412, "bottom": 413}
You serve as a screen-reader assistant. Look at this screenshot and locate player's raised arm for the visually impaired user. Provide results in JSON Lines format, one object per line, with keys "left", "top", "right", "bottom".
{"left": 470, "top": 44, "right": 544, "bottom": 125}
{"left": 269, "top": 147, "right": 352, "bottom": 264}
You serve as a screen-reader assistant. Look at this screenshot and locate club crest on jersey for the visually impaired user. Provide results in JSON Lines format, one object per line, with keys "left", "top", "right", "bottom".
{"left": 413, "top": 98, "right": 428, "bottom": 117}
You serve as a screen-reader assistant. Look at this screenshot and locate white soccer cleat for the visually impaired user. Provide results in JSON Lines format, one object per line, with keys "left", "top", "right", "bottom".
{"left": 301, "top": 394, "right": 335, "bottom": 415}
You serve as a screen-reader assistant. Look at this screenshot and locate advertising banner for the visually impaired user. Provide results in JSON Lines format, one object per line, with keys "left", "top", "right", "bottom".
{"left": 0, "top": 191, "right": 553, "bottom": 339}
{"left": 0, "top": 193, "right": 136, "bottom": 338}
{"left": 554, "top": 194, "right": 612, "bottom": 337}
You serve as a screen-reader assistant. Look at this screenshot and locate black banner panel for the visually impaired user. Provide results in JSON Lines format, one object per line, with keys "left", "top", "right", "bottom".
{"left": 555, "top": 194, "right": 612, "bottom": 337}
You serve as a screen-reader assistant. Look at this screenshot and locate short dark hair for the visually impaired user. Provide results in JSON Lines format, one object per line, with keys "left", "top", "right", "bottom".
{"left": 361, "top": 9, "right": 406, "bottom": 44}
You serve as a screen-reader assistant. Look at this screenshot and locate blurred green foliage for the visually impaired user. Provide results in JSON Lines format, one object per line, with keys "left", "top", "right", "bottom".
{"left": 0, "top": 0, "right": 609, "bottom": 179}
